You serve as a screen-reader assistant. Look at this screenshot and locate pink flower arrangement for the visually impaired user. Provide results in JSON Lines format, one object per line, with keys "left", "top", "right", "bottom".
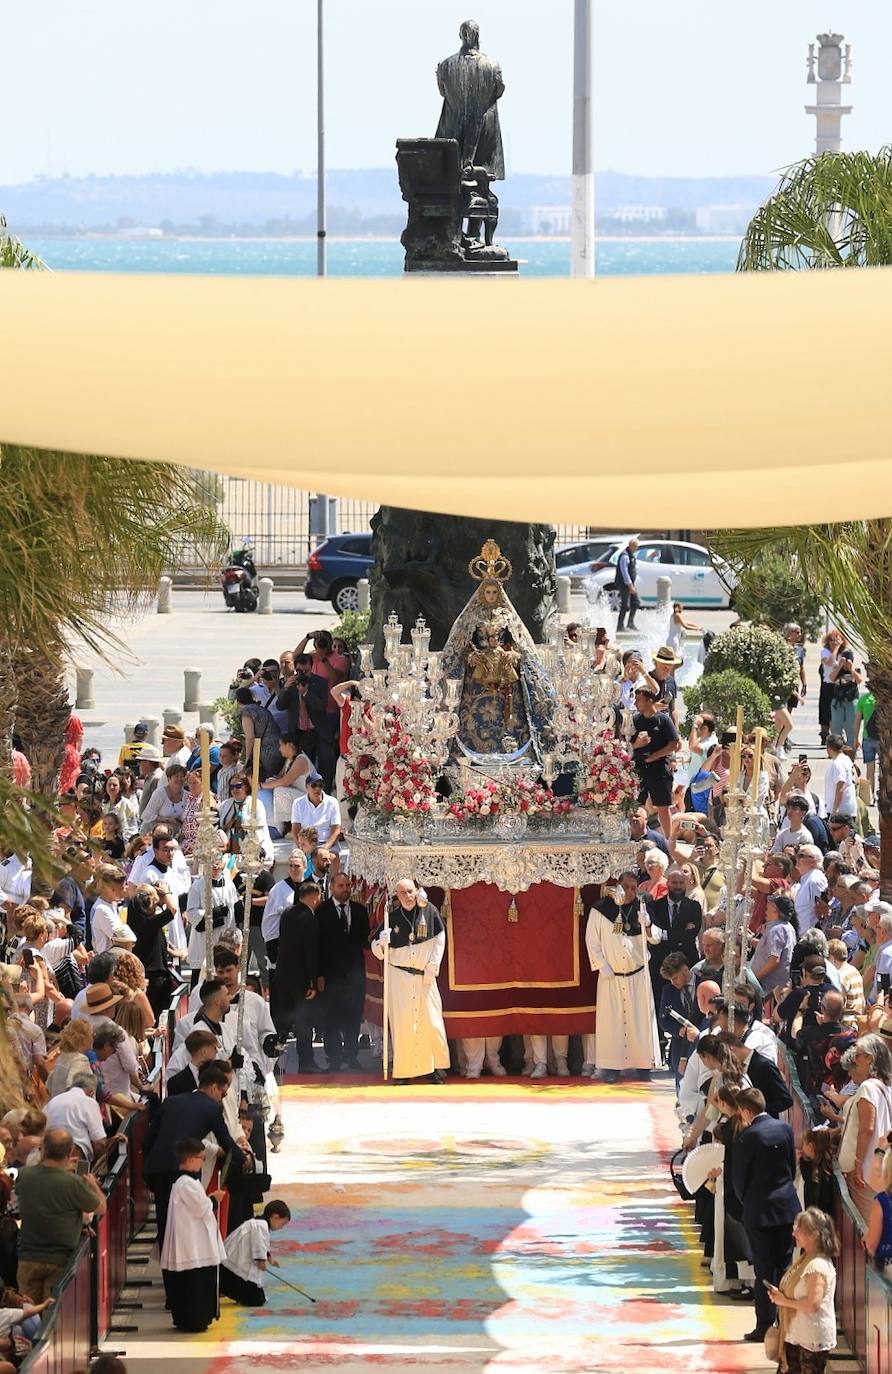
{"left": 449, "top": 775, "right": 572, "bottom": 822}
{"left": 449, "top": 776, "right": 503, "bottom": 822}
{"left": 577, "top": 733, "right": 639, "bottom": 809}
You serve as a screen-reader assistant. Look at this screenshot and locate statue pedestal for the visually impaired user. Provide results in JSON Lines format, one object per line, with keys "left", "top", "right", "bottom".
{"left": 352, "top": 833, "right": 636, "bottom": 1038}
{"left": 396, "top": 138, "right": 518, "bottom": 275}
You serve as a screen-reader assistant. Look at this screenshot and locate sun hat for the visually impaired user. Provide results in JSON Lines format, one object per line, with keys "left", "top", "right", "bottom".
{"left": 109, "top": 921, "right": 137, "bottom": 946}
{"left": 162, "top": 724, "right": 186, "bottom": 741}
{"left": 653, "top": 645, "right": 684, "bottom": 667}
{"left": 138, "top": 744, "right": 163, "bottom": 762}
{"left": 85, "top": 982, "right": 122, "bottom": 1014}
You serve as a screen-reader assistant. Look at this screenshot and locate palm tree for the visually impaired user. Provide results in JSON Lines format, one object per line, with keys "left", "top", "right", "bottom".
{"left": 0, "top": 445, "right": 228, "bottom": 792}
{"left": 737, "top": 147, "right": 892, "bottom": 271}
{"left": 726, "top": 153, "right": 892, "bottom": 895}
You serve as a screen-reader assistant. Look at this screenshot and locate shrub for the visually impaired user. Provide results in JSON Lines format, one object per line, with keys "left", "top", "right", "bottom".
{"left": 331, "top": 608, "right": 371, "bottom": 656}
{"left": 683, "top": 671, "right": 774, "bottom": 736}
{"left": 704, "top": 623, "right": 798, "bottom": 705}
{"left": 211, "top": 695, "right": 242, "bottom": 740}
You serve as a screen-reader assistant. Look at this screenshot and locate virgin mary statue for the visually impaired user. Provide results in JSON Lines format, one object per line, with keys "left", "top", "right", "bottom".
{"left": 440, "top": 540, "right": 555, "bottom": 761}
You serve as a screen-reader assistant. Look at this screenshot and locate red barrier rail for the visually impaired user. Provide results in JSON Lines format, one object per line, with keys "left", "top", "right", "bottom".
{"left": 19, "top": 983, "right": 189, "bottom": 1368}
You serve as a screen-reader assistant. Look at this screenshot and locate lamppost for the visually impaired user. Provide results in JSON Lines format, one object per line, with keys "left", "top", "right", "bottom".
{"left": 571, "top": 0, "right": 594, "bottom": 279}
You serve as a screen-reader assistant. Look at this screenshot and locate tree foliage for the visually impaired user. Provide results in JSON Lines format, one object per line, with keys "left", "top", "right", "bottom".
{"left": 682, "top": 671, "right": 774, "bottom": 737}
{"left": 714, "top": 548, "right": 823, "bottom": 641}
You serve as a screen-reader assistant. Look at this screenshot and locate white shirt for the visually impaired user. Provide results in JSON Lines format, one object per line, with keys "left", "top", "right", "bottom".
{"left": 793, "top": 867, "right": 828, "bottom": 934}
{"left": 290, "top": 792, "right": 341, "bottom": 844}
{"left": 0, "top": 854, "right": 32, "bottom": 906}
{"left": 90, "top": 898, "right": 119, "bottom": 955}
{"left": 129, "top": 845, "right": 190, "bottom": 892}
{"left": 870, "top": 938, "right": 892, "bottom": 1002}
{"left": 139, "top": 785, "right": 185, "bottom": 834}
{"left": 44, "top": 1086, "right": 105, "bottom": 1159}
{"left": 98, "top": 1038, "right": 140, "bottom": 1098}
{"left": 262, "top": 878, "right": 299, "bottom": 942}
{"left": 824, "top": 752, "right": 857, "bottom": 818}
{"left": 771, "top": 825, "right": 811, "bottom": 856}
{"left": 223, "top": 1216, "right": 270, "bottom": 1288}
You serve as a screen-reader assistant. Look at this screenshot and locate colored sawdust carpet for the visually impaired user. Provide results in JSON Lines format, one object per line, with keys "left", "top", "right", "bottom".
{"left": 118, "top": 1076, "right": 769, "bottom": 1373}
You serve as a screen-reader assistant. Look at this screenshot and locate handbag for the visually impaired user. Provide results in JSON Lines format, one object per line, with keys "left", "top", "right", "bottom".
{"left": 763, "top": 1325, "right": 781, "bottom": 1361}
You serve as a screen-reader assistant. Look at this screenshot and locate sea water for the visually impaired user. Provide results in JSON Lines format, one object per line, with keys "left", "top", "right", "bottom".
{"left": 25, "top": 236, "right": 739, "bottom": 277}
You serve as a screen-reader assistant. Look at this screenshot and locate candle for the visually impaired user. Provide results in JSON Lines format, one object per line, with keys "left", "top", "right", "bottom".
{"left": 200, "top": 727, "right": 211, "bottom": 809}
{"left": 750, "top": 727, "right": 766, "bottom": 802}
{"left": 728, "top": 705, "right": 744, "bottom": 791}
{"left": 543, "top": 752, "right": 554, "bottom": 786}
{"left": 251, "top": 737, "right": 260, "bottom": 818}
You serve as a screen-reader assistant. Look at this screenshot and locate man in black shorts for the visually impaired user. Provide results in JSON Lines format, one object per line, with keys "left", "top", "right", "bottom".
{"left": 631, "top": 685, "right": 680, "bottom": 838}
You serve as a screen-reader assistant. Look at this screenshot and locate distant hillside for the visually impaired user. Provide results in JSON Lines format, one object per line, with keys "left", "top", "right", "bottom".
{"left": 0, "top": 168, "right": 776, "bottom": 235}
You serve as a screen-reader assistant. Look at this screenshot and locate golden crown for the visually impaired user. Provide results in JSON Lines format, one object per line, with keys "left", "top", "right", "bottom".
{"left": 468, "top": 539, "right": 512, "bottom": 584}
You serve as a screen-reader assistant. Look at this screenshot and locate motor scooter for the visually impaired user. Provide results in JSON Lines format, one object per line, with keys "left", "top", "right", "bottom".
{"left": 221, "top": 540, "right": 259, "bottom": 612}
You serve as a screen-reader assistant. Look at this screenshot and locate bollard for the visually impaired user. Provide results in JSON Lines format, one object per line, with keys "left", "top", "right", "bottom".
{"left": 75, "top": 667, "right": 95, "bottom": 710}
{"left": 557, "top": 576, "right": 571, "bottom": 615}
{"left": 197, "top": 703, "right": 218, "bottom": 733}
{"left": 357, "top": 579, "right": 371, "bottom": 613}
{"left": 656, "top": 576, "right": 672, "bottom": 608}
{"left": 184, "top": 668, "right": 202, "bottom": 713}
{"left": 258, "top": 577, "right": 274, "bottom": 615}
{"left": 157, "top": 575, "right": 172, "bottom": 614}
{"left": 142, "top": 716, "right": 162, "bottom": 749}
{"left": 163, "top": 708, "right": 183, "bottom": 733}
{"left": 123, "top": 722, "right": 136, "bottom": 744}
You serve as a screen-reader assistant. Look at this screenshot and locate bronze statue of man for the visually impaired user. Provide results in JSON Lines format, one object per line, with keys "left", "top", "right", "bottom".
{"left": 435, "top": 20, "right": 505, "bottom": 180}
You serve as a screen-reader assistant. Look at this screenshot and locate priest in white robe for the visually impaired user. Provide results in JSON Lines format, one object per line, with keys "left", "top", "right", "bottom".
{"left": 585, "top": 871, "right": 661, "bottom": 1083}
{"left": 371, "top": 879, "right": 450, "bottom": 1084}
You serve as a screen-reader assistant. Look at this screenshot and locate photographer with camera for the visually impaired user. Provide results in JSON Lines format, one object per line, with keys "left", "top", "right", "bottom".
{"left": 774, "top": 955, "right": 836, "bottom": 1052}
{"left": 276, "top": 652, "right": 329, "bottom": 764}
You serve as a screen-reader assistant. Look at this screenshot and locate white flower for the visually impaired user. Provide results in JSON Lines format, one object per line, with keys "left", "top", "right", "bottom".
{"left": 480, "top": 804, "right": 491, "bottom": 815}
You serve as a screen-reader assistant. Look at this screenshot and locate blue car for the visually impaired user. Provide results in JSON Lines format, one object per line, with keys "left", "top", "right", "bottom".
{"left": 304, "top": 533, "right": 374, "bottom": 613}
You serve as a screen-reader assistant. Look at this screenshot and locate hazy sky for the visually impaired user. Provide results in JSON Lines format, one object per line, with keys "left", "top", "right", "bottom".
{"left": 3, "top": 1, "right": 887, "bottom": 183}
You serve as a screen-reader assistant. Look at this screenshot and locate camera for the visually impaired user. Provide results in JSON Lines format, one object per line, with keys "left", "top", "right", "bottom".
{"left": 237, "top": 668, "right": 253, "bottom": 681}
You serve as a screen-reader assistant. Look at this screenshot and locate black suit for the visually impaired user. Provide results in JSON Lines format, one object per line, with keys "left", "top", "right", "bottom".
{"left": 166, "top": 1064, "right": 200, "bottom": 1097}
{"left": 731, "top": 1113, "right": 800, "bottom": 1335}
{"left": 744, "top": 1048, "right": 793, "bottom": 1119}
{"left": 144, "top": 1089, "right": 245, "bottom": 1245}
{"left": 277, "top": 673, "right": 328, "bottom": 763}
{"left": 274, "top": 900, "right": 321, "bottom": 1070}
{"left": 646, "top": 893, "right": 702, "bottom": 1004}
{"left": 318, "top": 897, "right": 370, "bottom": 1068}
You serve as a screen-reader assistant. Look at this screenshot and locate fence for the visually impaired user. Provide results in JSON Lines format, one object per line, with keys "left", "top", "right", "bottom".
{"left": 19, "top": 986, "right": 186, "bottom": 1374}
{"left": 206, "top": 475, "right": 603, "bottom": 566}
{"left": 780, "top": 1047, "right": 892, "bottom": 1374}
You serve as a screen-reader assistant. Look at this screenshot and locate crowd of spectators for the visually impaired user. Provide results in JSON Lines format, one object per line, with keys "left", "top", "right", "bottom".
{"left": 0, "top": 606, "right": 887, "bottom": 1367}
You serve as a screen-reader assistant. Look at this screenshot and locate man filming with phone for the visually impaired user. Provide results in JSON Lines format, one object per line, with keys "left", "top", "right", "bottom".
{"left": 289, "top": 631, "right": 348, "bottom": 790}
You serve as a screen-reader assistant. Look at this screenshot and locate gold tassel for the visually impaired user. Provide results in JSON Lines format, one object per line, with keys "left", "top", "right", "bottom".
{"left": 507, "top": 896, "right": 519, "bottom": 923}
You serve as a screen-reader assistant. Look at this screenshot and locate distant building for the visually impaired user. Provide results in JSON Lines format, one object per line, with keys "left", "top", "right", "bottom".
{"left": 694, "top": 204, "right": 752, "bottom": 235}
{"left": 610, "top": 204, "right": 667, "bottom": 224}
{"left": 525, "top": 205, "right": 572, "bottom": 235}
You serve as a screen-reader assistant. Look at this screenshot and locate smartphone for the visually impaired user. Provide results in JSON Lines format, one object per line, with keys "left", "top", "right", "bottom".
{"left": 798, "top": 754, "right": 808, "bottom": 764}
{"left": 74, "top": 1158, "right": 90, "bottom": 1176}
{"left": 21, "top": 947, "right": 34, "bottom": 967}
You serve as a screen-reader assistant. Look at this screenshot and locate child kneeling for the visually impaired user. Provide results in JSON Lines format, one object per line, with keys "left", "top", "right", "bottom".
{"left": 220, "top": 1199, "right": 292, "bottom": 1305}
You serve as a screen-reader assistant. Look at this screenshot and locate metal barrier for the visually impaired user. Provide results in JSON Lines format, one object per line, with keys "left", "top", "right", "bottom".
{"left": 780, "top": 1046, "right": 892, "bottom": 1374}
{"left": 19, "top": 984, "right": 188, "bottom": 1367}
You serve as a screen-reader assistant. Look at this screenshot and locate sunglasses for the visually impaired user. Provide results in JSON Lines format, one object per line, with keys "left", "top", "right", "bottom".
{"left": 231, "top": 783, "right": 247, "bottom": 790}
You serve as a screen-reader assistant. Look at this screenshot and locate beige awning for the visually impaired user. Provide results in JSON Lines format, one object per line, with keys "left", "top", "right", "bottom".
{"left": 1, "top": 267, "right": 889, "bottom": 526}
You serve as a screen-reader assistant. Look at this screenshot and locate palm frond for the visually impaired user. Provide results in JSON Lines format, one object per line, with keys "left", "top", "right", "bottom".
{"left": 709, "top": 521, "right": 892, "bottom": 666}
{"left": 0, "top": 780, "right": 63, "bottom": 882}
{"left": 0, "top": 446, "right": 229, "bottom": 658}
{"left": 0, "top": 215, "right": 48, "bottom": 271}
{"left": 738, "top": 148, "right": 892, "bottom": 271}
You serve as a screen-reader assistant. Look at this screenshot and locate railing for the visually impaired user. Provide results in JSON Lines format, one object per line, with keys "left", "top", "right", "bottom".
{"left": 19, "top": 984, "right": 188, "bottom": 1371}
{"left": 780, "top": 1047, "right": 892, "bottom": 1374}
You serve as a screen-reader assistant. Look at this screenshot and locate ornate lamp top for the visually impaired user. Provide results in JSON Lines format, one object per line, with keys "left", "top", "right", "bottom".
{"left": 468, "top": 539, "right": 512, "bottom": 584}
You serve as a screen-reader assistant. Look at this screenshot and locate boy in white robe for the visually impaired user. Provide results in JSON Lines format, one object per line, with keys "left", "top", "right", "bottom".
{"left": 160, "top": 1137, "right": 227, "bottom": 1332}
{"left": 220, "top": 1198, "right": 291, "bottom": 1305}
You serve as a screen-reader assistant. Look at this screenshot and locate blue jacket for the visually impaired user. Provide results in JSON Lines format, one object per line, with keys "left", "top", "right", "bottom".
{"left": 658, "top": 978, "right": 697, "bottom": 1073}
{"left": 731, "top": 1114, "right": 800, "bottom": 1228}
{"left": 144, "top": 1088, "right": 245, "bottom": 1177}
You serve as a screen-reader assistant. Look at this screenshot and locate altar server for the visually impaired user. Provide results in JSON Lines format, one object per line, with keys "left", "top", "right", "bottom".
{"left": 585, "top": 871, "right": 661, "bottom": 1083}
{"left": 220, "top": 1198, "right": 291, "bottom": 1305}
{"left": 160, "top": 1136, "right": 227, "bottom": 1332}
{"left": 371, "top": 879, "right": 450, "bottom": 1084}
